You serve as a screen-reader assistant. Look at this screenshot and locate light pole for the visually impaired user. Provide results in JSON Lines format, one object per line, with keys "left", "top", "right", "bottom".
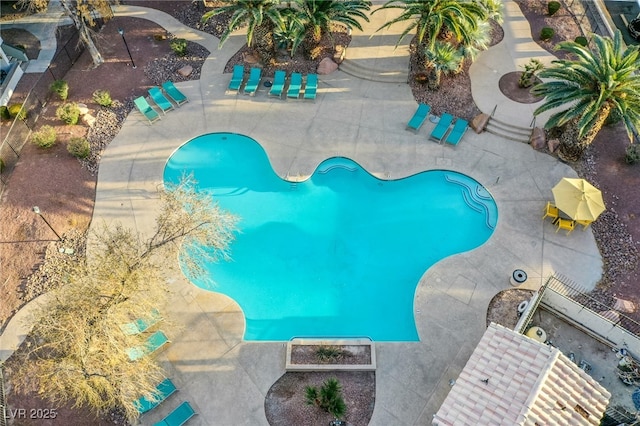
{"left": 32, "top": 206, "right": 62, "bottom": 241}
{"left": 117, "top": 28, "right": 136, "bottom": 69}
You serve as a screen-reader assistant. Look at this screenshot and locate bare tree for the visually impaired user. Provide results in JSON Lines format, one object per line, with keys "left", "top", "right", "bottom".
{"left": 19, "top": 0, "right": 116, "bottom": 67}
{"left": 7, "top": 177, "right": 238, "bottom": 422}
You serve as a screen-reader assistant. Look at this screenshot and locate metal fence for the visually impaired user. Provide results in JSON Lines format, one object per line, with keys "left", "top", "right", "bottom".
{"left": 0, "top": 27, "right": 82, "bottom": 198}
{"left": 545, "top": 274, "right": 640, "bottom": 339}
{"left": 0, "top": 366, "right": 6, "bottom": 426}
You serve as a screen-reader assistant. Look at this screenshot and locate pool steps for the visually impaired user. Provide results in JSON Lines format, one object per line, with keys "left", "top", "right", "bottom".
{"left": 444, "top": 173, "right": 497, "bottom": 230}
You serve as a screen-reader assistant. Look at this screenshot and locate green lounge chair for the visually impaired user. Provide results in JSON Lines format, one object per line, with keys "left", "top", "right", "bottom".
{"left": 303, "top": 73, "right": 318, "bottom": 100}
{"left": 120, "top": 309, "right": 162, "bottom": 335}
{"left": 148, "top": 87, "right": 175, "bottom": 114}
{"left": 228, "top": 64, "right": 244, "bottom": 93}
{"left": 444, "top": 118, "right": 469, "bottom": 147}
{"left": 134, "top": 96, "right": 161, "bottom": 124}
{"left": 161, "top": 81, "right": 188, "bottom": 106}
{"left": 429, "top": 113, "right": 454, "bottom": 143}
{"left": 243, "top": 67, "right": 261, "bottom": 96}
{"left": 153, "top": 401, "right": 196, "bottom": 426}
{"left": 268, "top": 70, "right": 286, "bottom": 97}
{"left": 406, "top": 103, "right": 431, "bottom": 133}
{"left": 127, "top": 330, "right": 170, "bottom": 361}
{"left": 135, "top": 378, "right": 178, "bottom": 414}
{"left": 286, "top": 72, "right": 302, "bottom": 99}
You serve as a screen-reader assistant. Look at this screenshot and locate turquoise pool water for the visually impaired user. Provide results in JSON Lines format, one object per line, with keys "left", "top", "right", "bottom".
{"left": 163, "top": 133, "right": 498, "bottom": 341}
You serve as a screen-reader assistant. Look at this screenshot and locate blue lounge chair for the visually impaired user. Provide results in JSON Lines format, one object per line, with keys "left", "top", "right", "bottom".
{"left": 148, "top": 87, "right": 175, "bottom": 114}
{"left": 429, "top": 113, "right": 454, "bottom": 143}
{"left": 134, "top": 97, "right": 161, "bottom": 124}
{"left": 303, "top": 73, "right": 318, "bottom": 100}
{"left": 153, "top": 401, "right": 196, "bottom": 426}
{"left": 135, "top": 378, "right": 178, "bottom": 414}
{"left": 161, "top": 81, "right": 188, "bottom": 106}
{"left": 444, "top": 118, "right": 469, "bottom": 147}
{"left": 127, "top": 330, "right": 170, "bottom": 361}
{"left": 286, "top": 72, "right": 302, "bottom": 99}
{"left": 243, "top": 67, "right": 261, "bottom": 96}
{"left": 269, "top": 70, "right": 286, "bottom": 97}
{"left": 120, "top": 309, "right": 162, "bottom": 335}
{"left": 406, "top": 103, "right": 431, "bottom": 133}
{"left": 228, "top": 64, "right": 244, "bottom": 92}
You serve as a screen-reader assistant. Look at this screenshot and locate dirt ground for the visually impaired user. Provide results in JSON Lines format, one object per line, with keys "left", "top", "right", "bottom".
{"left": 0, "top": 1, "right": 639, "bottom": 424}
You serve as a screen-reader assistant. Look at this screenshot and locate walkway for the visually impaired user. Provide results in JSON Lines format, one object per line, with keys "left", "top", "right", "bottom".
{"left": 1, "top": 2, "right": 603, "bottom": 425}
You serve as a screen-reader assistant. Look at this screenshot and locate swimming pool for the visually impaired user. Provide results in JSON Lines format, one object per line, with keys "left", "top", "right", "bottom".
{"left": 163, "top": 133, "right": 498, "bottom": 341}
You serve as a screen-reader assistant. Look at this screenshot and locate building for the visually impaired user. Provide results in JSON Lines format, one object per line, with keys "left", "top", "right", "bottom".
{"left": 433, "top": 323, "right": 611, "bottom": 425}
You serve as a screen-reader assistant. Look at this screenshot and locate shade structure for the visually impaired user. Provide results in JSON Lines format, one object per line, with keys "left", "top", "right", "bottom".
{"left": 551, "top": 178, "right": 605, "bottom": 222}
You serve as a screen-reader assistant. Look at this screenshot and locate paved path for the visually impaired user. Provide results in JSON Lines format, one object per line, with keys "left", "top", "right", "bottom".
{"left": 1, "top": 2, "right": 603, "bottom": 425}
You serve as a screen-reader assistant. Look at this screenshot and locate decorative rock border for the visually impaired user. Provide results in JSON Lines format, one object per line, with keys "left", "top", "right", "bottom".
{"left": 285, "top": 338, "right": 376, "bottom": 372}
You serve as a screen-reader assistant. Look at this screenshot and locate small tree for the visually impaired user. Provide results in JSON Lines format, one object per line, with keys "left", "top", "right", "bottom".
{"left": 7, "top": 176, "right": 238, "bottom": 423}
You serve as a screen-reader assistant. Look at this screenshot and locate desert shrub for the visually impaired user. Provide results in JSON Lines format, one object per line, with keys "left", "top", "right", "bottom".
{"left": 626, "top": 144, "right": 640, "bottom": 165}
{"left": 315, "top": 346, "right": 349, "bottom": 363}
{"left": 518, "top": 58, "right": 544, "bottom": 88}
{"left": 92, "top": 90, "right": 113, "bottom": 107}
{"left": 540, "top": 27, "right": 555, "bottom": 41}
{"left": 8, "top": 103, "right": 27, "bottom": 120}
{"left": 304, "top": 378, "right": 346, "bottom": 419}
{"left": 56, "top": 102, "right": 81, "bottom": 125}
{"left": 548, "top": 1, "right": 561, "bottom": 16}
{"left": 0, "top": 105, "right": 10, "bottom": 120}
{"left": 67, "top": 137, "right": 91, "bottom": 159}
{"left": 0, "top": 157, "right": 4, "bottom": 173}
{"left": 50, "top": 79, "right": 69, "bottom": 101}
{"left": 31, "top": 125, "right": 57, "bottom": 148}
{"left": 574, "top": 36, "right": 588, "bottom": 46}
{"left": 170, "top": 38, "right": 187, "bottom": 56}
{"left": 0, "top": 105, "right": 11, "bottom": 120}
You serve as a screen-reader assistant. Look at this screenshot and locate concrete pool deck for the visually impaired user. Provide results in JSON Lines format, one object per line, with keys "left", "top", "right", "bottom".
{"left": 1, "top": 1, "right": 604, "bottom": 425}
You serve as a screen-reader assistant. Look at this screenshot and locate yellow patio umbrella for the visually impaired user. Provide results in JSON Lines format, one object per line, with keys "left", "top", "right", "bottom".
{"left": 551, "top": 178, "right": 606, "bottom": 222}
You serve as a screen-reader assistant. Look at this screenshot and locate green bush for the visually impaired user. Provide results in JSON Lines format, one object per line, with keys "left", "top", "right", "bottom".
{"left": 0, "top": 106, "right": 10, "bottom": 120}
{"left": 0, "top": 157, "right": 5, "bottom": 174}
{"left": 304, "top": 378, "right": 346, "bottom": 419}
{"left": 540, "top": 27, "right": 555, "bottom": 41}
{"left": 67, "top": 137, "right": 91, "bottom": 159}
{"left": 548, "top": 1, "right": 561, "bottom": 16}
{"left": 50, "top": 79, "right": 69, "bottom": 101}
{"left": 170, "top": 38, "right": 188, "bottom": 57}
{"left": 56, "top": 102, "right": 80, "bottom": 125}
{"left": 8, "top": 103, "right": 27, "bottom": 120}
{"left": 31, "top": 125, "right": 57, "bottom": 148}
{"left": 92, "top": 90, "right": 113, "bottom": 107}
{"left": 574, "top": 36, "right": 588, "bottom": 47}
{"left": 626, "top": 144, "right": 640, "bottom": 165}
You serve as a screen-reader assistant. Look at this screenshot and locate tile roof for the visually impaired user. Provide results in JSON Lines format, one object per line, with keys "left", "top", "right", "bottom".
{"left": 432, "top": 323, "right": 610, "bottom": 425}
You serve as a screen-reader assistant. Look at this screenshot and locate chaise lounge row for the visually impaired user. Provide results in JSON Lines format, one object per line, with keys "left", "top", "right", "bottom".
{"left": 228, "top": 65, "right": 318, "bottom": 100}
{"left": 134, "top": 81, "right": 189, "bottom": 124}
{"left": 406, "top": 103, "right": 469, "bottom": 147}
{"left": 124, "top": 311, "right": 197, "bottom": 425}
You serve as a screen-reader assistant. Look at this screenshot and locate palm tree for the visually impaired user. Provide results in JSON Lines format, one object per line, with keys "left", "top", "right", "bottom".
{"left": 295, "top": 0, "right": 372, "bottom": 59}
{"left": 424, "top": 40, "right": 463, "bottom": 89}
{"left": 201, "top": 0, "right": 284, "bottom": 63}
{"left": 532, "top": 31, "right": 640, "bottom": 161}
{"left": 477, "top": 0, "right": 503, "bottom": 24}
{"left": 273, "top": 7, "right": 306, "bottom": 57}
{"left": 373, "top": 0, "right": 487, "bottom": 51}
